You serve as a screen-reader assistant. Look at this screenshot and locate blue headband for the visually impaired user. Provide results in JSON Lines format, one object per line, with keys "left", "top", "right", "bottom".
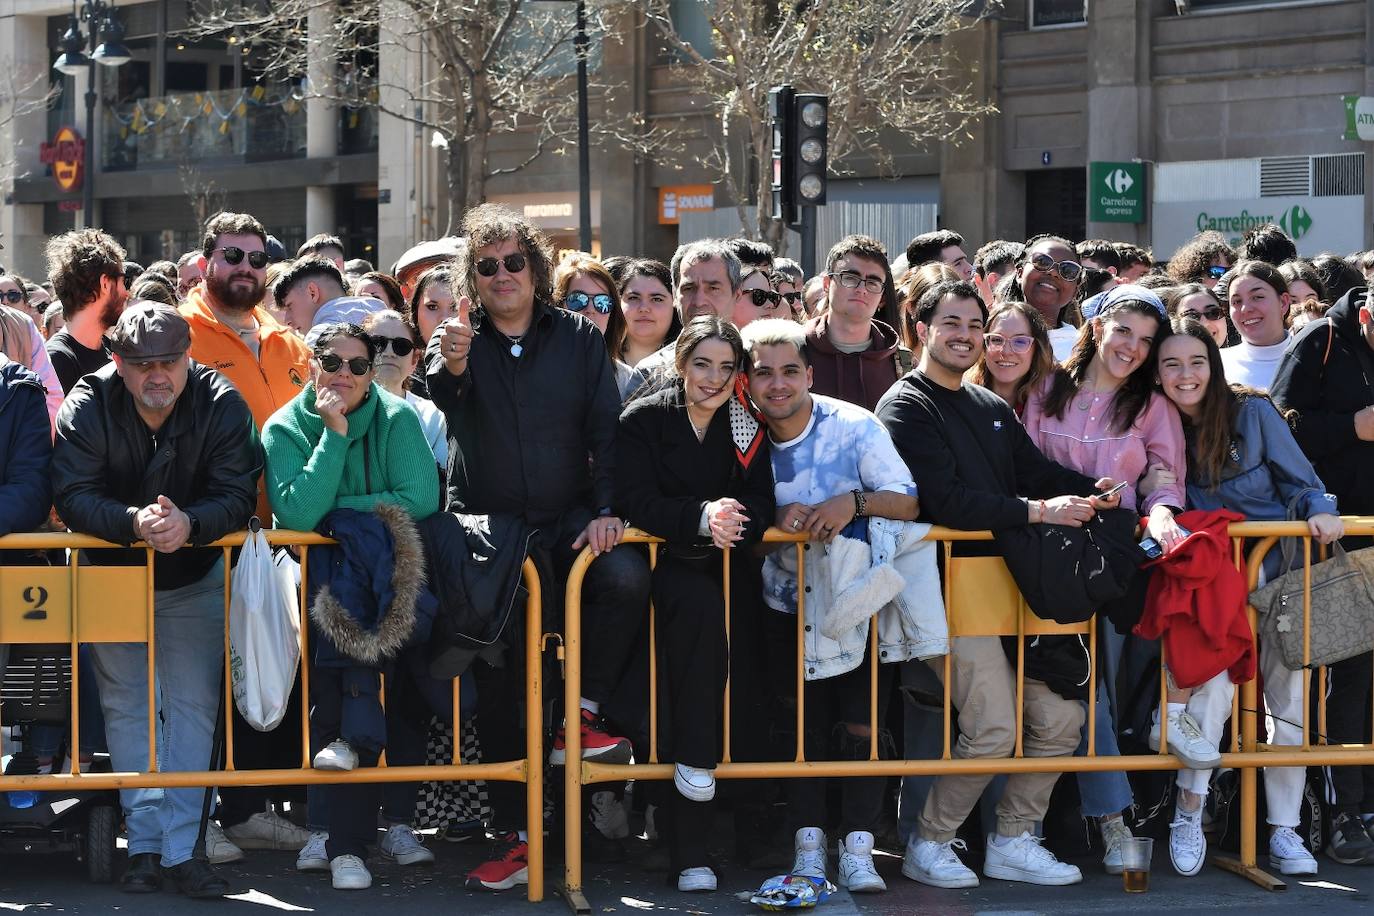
{"left": 1080, "top": 284, "right": 1167, "bottom": 322}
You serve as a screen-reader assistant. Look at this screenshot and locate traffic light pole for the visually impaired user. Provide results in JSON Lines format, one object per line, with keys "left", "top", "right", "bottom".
{"left": 798, "top": 205, "right": 817, "bottom": 279}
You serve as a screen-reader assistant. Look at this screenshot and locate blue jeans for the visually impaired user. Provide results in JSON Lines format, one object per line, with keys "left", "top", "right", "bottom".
{"left": 1074, "top": 679, "right": 1134, "bottom": 818}
{"left": 90, "top": 561, "right": 224, "bottom": 867}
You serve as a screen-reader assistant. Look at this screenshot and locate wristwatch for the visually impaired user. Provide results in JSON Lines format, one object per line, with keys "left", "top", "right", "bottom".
{"left": 186, "top": 511, "right": 202, "bottom": 543}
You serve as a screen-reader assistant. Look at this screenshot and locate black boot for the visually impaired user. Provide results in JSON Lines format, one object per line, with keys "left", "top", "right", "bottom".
{"left": 163, "top": 859, "right": 230, "bottom": 899}
{"left": 120, "top": 853, "right": 162, "bottom": 893}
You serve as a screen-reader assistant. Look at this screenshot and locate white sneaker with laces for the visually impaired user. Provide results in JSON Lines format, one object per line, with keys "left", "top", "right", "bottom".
{"left": 330, "top": 854, "right": 372, "bottom": 890}
{"left": 1268, "top": 826, "right": 1318, "bottom": 876}
{"left": 791, "top": 827, "right": 827, "bottom": 879}
{"left": 1169, "top": 807, "right": 1206, "bottom": 876}
{"left": 901, "top": 837, "right": 979, "bottom": 888}
{"left": 673, "top": 763, "right": 715, "bottom": 802}
{"left": 297, "top": 831, "right": 330, "bottom": 872}
{"left": 983, "top": 831, "right": 1083, "bottom": 885}
{"left": 838, "top": 831, "right": 886, "bottom": 893}
{"left": 313, "top": 740, "right": 358, "bottom": 771}
{"left": 224, "top": 810, "right": 314, "bottom": 850}
{"left": 204, "top": 821, "right": 245, "bottom": 865}
{"left": 677, "top": 866, "right": 716, "bottom": 892}
{"left": 1149, "top": 709, "right": 1221, "bottom": 770}
{"left": 590, "top": 790, "right": 630, "bottom": 840}
{"left": 381, "top": 824, "right": 436, "bottom": 865}
{"left": 1100, "top": 816, "right": 1133, "bottom": 875}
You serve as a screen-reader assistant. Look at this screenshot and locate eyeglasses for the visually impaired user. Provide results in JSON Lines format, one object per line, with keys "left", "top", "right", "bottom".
{"left": 373, "top": 336, "right": 415, "bottom": 357}
{"left": 741, "top": 288, "right": 782, "bottom": 308}
{"left": 216, "top": 246, "right": 269, "bottom": 270}
{"left": 1027, "top": 252, "right": 1084, "bottom": 282}
{"left": 1180, "top": 307, "right": 1226, "bottom": 322}
{"left": 984, "top": 333, "right": 1035, "bottom": 354}
{"left": 563, "top": 291, "right": 614, "bottom": 315}
{"left": 828, "top": 270, "right": 885, "bottom": 294}
{"left": 317, "top": 353, "right": 372, "bottom": 375}
{"left": 1208, "top": 265, "right": 1229, "bottom": 280}
{"left": 0, "top": 289, "right": 24, "bottom": 305}
{"left": 475, "top": 254, "right": 527, "bottom": 277}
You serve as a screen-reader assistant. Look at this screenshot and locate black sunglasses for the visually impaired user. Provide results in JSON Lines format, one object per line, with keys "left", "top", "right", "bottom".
{"left": 0, "top": 289, "right": 24, "bottom": 305}
{"left": 373, "top": 335, "right": 415, "bottom": 357}
{"left": 564, "top": 291, "right": 614, "bottom": 315}
{"left": 743, "top": 288, "right": 782, "bottom": 308}
{"left": 475, "top": 254, "right": 527, "bottom": 277}
{"left": 780, "top": 290, "right": 803, "bottom": 305}
{"left": 1208, "top": 265, "right": 1228, "bottom": 280}
{"left": 317, "top": 353, "right": 372, "bottom": 375}
{"left": 1180, "top": 307, "right": 1227, "bottom": 322}
{"left": 216, "top": 246, "right": 269, "bottom": 270}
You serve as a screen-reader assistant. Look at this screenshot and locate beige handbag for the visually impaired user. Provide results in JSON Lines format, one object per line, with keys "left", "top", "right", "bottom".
{"left": 1251, "top": 538, "right": 1374, "bottom": 671}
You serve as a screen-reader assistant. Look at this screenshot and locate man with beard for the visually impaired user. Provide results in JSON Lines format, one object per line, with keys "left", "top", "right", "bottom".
{"left": 52, "top": 303, "right": 260, "bottom": 898}
{"left": 179, "top": 212, "right": 314, "bottom": 863}
{"left": 45, "top": 229, "right": 130, "bottom": 394}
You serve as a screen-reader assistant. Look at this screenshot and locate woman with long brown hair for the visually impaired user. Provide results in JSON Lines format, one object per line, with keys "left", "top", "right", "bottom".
{"left": 967, "top": 301, "right": 1054, "bottom": 415}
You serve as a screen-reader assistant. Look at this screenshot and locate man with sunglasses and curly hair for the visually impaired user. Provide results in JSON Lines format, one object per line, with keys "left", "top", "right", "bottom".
{"left": 428, "top": 203, "right": 649, "bottom": 892}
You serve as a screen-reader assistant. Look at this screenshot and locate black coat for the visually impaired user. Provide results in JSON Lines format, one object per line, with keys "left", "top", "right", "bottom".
{"left": 1270, "top": 288, "right": 1374, "bottom": 516}
{"left": 52, "top": 361, "right": 262, "bottom": 589}
{"left": 0, "top": 357, "right": 51, "bottom": 537}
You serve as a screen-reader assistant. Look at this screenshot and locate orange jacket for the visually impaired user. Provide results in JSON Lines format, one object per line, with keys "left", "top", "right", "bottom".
{"left": 181, "top": 288, "right": 310, "bottom": 520}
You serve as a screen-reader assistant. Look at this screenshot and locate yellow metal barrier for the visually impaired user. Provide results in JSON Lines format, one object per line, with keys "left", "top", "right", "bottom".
{"left": 560, "top": 520, "right": 1374, "bottom": 909}
{"left": 0, "top": 530, "right": 545, "bottom": 903}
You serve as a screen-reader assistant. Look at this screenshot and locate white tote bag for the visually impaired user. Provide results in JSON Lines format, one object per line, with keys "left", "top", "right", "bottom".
{"left": 228, "top": 529, "right": 301, "bottom": 731}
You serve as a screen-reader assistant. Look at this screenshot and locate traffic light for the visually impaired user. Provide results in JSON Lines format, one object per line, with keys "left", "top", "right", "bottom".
{"left": 791, "top": 93, "right": 828, "bottom": 208}
{"left": 769, "top": 85, "right": 796, "bottom": 225}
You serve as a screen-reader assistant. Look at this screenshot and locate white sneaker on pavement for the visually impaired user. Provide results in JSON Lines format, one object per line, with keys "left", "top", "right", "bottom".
{"left": 673, "top": 763, "right": 715, "bottom": 802}
{"left": 1169, "top": 807, "right": 1206, "bottom": 876}
{"left": 204, "top": 821, "right": 245, "bottom": 865}
{"left": 983, "top": 832, "right": 1083, "bottom": 885}
{"left": 1268, "top": 826, "right": 1318, "bottom": 876}
{"left": 330, "top": 854, "right": 372, "bottom": 890}
{"left": 1100, "top": 816, "right": 1133, "bottom": 875}
{"left": 838, "top": 831, "right": 886, "bottom": 893}
{"left": 902, "top": 837, "right": 979, "bottom": 888}
{"left": 297, "top": 831, "right": 330, "bottom": 872}
{"left": 677, "top": 866, "right": 716, "bottom": 892}
{"left": 313, "top": 740, "right": 358, "bottom": 771}
{"left": 224, "top": 810, "right": 314, "bottom": 850}
{"left": 381, "top": 824, "right": 436, "bottom": 865}
{"left": 1149, "top": 709, "right": 1221, "bottom": 770}
{"left": 791, "top": 827, "right": 827, "bottom": 879}
{"left": 590, "top": 790, "right": 630, "bottom": 840}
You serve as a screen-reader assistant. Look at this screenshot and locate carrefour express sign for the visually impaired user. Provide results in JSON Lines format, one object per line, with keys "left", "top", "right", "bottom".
{"left": 1153, "top": 195, "right": 1363, "bottom": 258}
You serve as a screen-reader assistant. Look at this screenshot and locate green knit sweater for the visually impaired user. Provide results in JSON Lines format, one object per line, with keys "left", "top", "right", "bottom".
{"left": 262, "top": 382, "right": 440, "bottom": 532}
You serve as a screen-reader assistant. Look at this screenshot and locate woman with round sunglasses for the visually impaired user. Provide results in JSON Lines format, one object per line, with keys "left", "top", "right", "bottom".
{"left": 262, "top": 323, "right": 440, "bottom": 891}
{"left": 1003, "top": 236, "right": 1085, "bottom": 362}
{"left": 968, "top": 301, "right": 1054, "bottom": 415}
{"left": 553, "top": 253, "right": 637, "bottom": 398}
{"left": 362, "top": 310, "right": 447, "bottom": 470}
{"left": 733, "top": 266, "right": 787, "bottom": 329}
{"left": 1163, "top": 283, "right": 1230, "bottom": 348}
{"left": 614, "top": 258, "right": 681, "bottom": 369}
{"left": 1021, "top": 285, "right": 1190, "bottom": 874}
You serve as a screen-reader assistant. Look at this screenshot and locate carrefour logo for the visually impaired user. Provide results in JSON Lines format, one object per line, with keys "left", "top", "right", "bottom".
{"left": 1279, "top": 205, "right": 1313, "bottom": 240}
{"left": 1104, "top": 168, "right": 1134, "bottom": 194}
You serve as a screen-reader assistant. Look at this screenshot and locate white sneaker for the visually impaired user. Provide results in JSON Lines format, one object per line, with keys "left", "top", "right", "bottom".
{"left": 673, "top": 763, "right": 715, "bottom": 802}
{"left": 1169, "top": 807, "right": 1206, "bottom": 876}
{"left": 791, "top": 827, "right": 827, "bottom": 879}
{"left": 901, "top": 837, "right": 979, "bottom": 888}
{"left": 381, "top": 824, "right": 435, "bottom": 865}
{"left": 1149, "top": 710, "right": 1221, "bottom": 770}
{"left": 677, "top": 866, "right": 716, "bottom": 892}
{"left": 297, "top": 831, "right": 330, "bottom": 872}
{"left": 983, "top": 832, "right": 1083, "bottom": 886}
{"left": 838, "top": 830, "right": 886, "bottom": 893}
{"left": 330, "top": 854, "right": 372, "bottom": 890}
{"left": 1100, "top": 817, "right": 1133, "bottom": 875}
{"left": 224, "top": 810, "right": 314, "bottom": 850}
{"left": 1268, "top": 826, "right": 1318, "bottom": 876}
{"left": 204, "top": 821, "right": 245, "bottom": 865}
{"left": 313, "top": 740, "right": 358, "bottom": 771}
{"left": 590, "top": 790, "right": 630, "bottom": 840}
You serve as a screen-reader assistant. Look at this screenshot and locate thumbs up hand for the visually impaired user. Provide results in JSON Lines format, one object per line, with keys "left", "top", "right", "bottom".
{"left": 439, "top": 296, "right": 475, "bottom": 375}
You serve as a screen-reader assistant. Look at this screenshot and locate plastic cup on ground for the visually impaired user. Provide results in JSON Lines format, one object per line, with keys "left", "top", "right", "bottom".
{"left": 1120, "top": 836, "right": 1153, "bottom": 893}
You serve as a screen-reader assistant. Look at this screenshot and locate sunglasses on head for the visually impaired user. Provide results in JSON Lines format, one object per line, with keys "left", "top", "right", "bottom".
{"left": 317, "top": 353, "right": 372, "bottom": 375}
{"left": 0, "top": 289, "right": 24, "bottom": 305}
{"left": 743, "top": 288, "right": 782, "bottom": 308}
{"left": 1028, "top": 251, "right": 1084, "bottom": 282}
{"left": 564, "top": 291, "right": 614, "bottom": 315}
{"left": 216, "top": 246, "right": 269, "bottom": 269}
{"left": 475, "top": 253, "right": 527, "bottom": 277}
{"left": 1208, "top": 265, "right": 1228, "bottom": 280}
{"left": 373, "top": 335, "right": 415, "bottom": 357}
{"left": 984, "top": 333, "right": 1034, "bottom": 354}
{"left": 1180, "top": 307, "right": 1227, "bottom": 322}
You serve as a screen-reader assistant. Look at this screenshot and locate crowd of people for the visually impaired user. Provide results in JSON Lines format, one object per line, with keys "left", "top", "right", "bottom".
{"left": 1, "top": 204, "right": 1373, "bottom": 900}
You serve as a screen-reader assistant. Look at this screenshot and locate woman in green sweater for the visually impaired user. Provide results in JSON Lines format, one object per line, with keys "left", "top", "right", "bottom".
{"left": 262, "top": 324, "right": 439, "bottom": 892}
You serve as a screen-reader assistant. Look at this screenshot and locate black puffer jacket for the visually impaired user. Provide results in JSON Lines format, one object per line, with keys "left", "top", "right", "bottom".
{"left": 52, "top": 361, "right": 262, "bottom": 589}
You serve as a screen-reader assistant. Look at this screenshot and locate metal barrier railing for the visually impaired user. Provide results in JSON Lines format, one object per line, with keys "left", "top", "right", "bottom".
{"left": 559, "top": 520, "right": 1374, "bottom": 910}
{"left": 0, "top": 530, "right": 546, "bottom": 902}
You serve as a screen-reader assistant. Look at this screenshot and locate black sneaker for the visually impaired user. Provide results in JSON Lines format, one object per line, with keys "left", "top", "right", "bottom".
{"left": 1326, "top": 812, "right": 1374, "bottom": 865}
{"left": 121, "top": 853, "right": 162, "bottom": 894}
{"left": 443, "top": 818, "right": 486, "bottom": 843}
{"left": 162, "top": 859, "right": 230, "bottom": 898}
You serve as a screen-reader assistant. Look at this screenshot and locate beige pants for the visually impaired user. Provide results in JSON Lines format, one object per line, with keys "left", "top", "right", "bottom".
{"left": 919, "top": 636, "right": 1086, "bottom": 843}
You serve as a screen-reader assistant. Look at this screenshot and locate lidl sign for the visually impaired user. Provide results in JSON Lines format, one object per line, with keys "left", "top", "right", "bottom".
{"left": 1343, "top": 96, "right": 1374, "bottom": 142}
{"left": 1088, "top": 161, "right": 1145, "bottom": 223}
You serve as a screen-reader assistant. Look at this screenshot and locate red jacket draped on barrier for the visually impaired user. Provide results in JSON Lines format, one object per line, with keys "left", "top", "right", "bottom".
{"left": 1133, "top": 509, "right": 1255, "bottom": 689}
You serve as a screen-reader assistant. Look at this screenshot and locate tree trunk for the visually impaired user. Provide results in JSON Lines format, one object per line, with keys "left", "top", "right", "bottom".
{"left": 444, "top": 141, "right": 466, "bottom": 236}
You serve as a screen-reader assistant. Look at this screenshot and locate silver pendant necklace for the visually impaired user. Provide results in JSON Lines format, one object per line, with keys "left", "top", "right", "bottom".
{"left": 507, "top": 333, "right": 525, "bottom": 357}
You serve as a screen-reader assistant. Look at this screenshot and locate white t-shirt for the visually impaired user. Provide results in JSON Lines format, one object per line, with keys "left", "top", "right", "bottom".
{"left": 1220, "top": 335, "right": 1292, "bottom": 391}
{"left": 762, "top": 394, "right": 916, "bottom": 613}
{"left": 1048, "top": 324, "right": 1080, "bottom": 364}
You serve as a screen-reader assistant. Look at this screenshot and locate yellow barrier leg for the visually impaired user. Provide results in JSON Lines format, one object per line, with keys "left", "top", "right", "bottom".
{"left": 561, "top": 550, "right": 593, "bottom": 915}
{"left": 524, "top": 561, "right": 545, "bottom": 903}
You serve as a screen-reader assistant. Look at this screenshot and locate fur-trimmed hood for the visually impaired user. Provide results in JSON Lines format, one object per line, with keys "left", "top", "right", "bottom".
{"left": 311, "top": 502, "right": 431, "bottom": 665}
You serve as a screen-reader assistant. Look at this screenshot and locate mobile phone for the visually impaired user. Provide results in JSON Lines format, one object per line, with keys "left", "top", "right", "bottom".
{"left": 1099, "top": 480, "right": 1128, "bottom": 499}
{"left": 1139, "top": 537, "right": 1163, "bottom": 560}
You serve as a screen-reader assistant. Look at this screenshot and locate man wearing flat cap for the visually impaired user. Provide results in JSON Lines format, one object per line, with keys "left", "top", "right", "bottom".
{"left": 52, "top": 301, "right": 262, "bottom": 899}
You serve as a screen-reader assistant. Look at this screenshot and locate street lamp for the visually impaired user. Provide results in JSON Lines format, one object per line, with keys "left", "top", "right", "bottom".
{"left": 51, "top": 0, "right": 131, "bottom": 223}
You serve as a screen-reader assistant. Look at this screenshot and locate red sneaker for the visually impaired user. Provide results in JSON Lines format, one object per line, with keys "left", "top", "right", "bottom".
{"left": 465, "top": 832, "right": 529, "bottom": 891}
{"left": 548, "top": 708, "right": 633, "bottom": 765}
